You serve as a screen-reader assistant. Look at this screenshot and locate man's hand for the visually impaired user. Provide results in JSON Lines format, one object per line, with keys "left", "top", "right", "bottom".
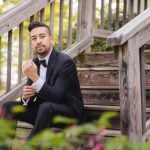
{"left": 22, "top": 86, "right": 36, "bottom": 100}
{"left": 22, "top": 60, "right": 39, "bottom": 82}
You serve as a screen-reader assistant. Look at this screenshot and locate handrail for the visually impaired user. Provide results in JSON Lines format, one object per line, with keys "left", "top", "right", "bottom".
{"left": 0, "top": 79, "right": 27, "bottom": 106}
{"left": 0, "top": 0, "right": 54, "bottom": 35}
{"left": 64, "top": 36, "right": 93, "bottom": 58}
{"left": 107, "top": 8, "right": 150, "bottom": 46}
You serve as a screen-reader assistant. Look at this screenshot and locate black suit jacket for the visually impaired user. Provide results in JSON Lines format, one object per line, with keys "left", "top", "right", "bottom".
{"left": 23, "top": 49, "right": 84, "bottom": 120}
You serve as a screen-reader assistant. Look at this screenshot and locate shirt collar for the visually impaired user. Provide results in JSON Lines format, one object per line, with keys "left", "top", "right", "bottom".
{"left": 38, "top": 48, "right": 52, "bottom": 65}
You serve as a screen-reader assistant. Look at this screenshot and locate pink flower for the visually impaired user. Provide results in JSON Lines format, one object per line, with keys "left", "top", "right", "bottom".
{"left": 0, "top": 108, "right": 5, "bottom": 117}
{"left": 93, "top": 143, "right": 103, "bottom": 150}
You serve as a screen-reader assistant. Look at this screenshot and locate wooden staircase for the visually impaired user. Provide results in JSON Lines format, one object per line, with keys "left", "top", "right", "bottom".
{"left": 15, "top": 49, "right": 150, "bottom": 142}
{"left": 0, "top": 0, "right": 150, "bottom": 146}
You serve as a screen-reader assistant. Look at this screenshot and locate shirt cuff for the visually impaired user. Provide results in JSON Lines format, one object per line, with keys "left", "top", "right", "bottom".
{"left": 31, "top": 77, "right": 44, "bottom": 93}
{"left": 22, "top": 97, "right": 30, "bottom": 106}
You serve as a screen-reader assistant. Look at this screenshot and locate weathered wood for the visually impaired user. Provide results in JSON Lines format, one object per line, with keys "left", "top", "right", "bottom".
{"left": 0, "top": 0, "right": 54, "bottom": 35}
{"left": 92, "top": 28, "right": 113, "bottom": 39}
{"left": 18, "top": 23, "right": 23, "bottom": 83}
{"left": 58, "top": 0, "right": 64, "bottom": 50}
{"left": 7, "top": 30, "right": 12, "bottom": 92}
{"left": 67, "top": 0, "right": 73, "bottom": 48}
{"left": 100, "top": 0, "right": 104, "bottom": 29}
{"left": 108, "top": 0, "right": 112, "bottom": 30}
{"left": 0, "top": 80, "right": 26, "bottom": 106}
{"left": 78, "top": 68, "right": 119, "bottom": 87}
{"left": 75, "top": 52, "right": 118, "bottom": 67}
{"left": 140, "top": 46, "right": 146, "bottom": 134}
{"left": 78, "top": 68, "right": 150, "bottom": 88}
{"left": 64, "top": 37, "right": 94, "bottom": 58}
{"left": 107, "top": 8, "right": 150, "bottom": 46}
{"left": 77, "top": 0, "right": 94, "bottom": 40}
{"left": 120, "top": 36, "right": 143, "bottom": 140}
{"left": 50, "top": 1, "right": 55, "bottom": 34}
{"left": 123, "top": 0, "right": 127, "bottom": 25}
{"left": 115, "top": 0, "right": 119, "bottom": 30}
{"left": 82, "top": 88, "right": 150, "bottom": 107}
{"left": 40, "top": 8, "right": 45, "bottom": 23}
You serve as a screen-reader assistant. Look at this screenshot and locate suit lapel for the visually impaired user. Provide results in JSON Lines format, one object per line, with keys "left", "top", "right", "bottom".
{"left": 46, "top": 49, "right": 57, "bottom": 82}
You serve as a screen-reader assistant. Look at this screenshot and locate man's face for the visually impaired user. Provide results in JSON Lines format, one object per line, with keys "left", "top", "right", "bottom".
{"left": 30, "top": 27, "right": 53, "bottom": 58}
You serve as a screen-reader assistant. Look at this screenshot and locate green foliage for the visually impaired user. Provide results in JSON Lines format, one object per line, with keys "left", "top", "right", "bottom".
{"left": 0, "top": 119, "right": 16, "bottom": 149}
{"left": 1, "top": 111, "right": 150, "bottom": 150}
{"left": 91, "top": 38, "right": 114, "bottom": 52}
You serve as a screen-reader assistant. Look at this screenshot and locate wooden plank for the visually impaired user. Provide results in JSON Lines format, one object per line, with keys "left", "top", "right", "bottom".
{"left": 82, "top": 89, "right": 119, "bottom": 106}
{"left": 135, "top": 25, "right": 150, "bottom": 48}
{"left": 108, "top": 0, "right": 112, "bottom": 30}
{"left": 50, "top": 1, "right": 55, "bottom": 34}
{"left": 0, "top": 80, "right": 26, "bottom": 106}
{"left": 7, "top": 30, "right": 12, "bottom": 92}
{"left": 123, "top": 0, "right": 127, "bottom": 25}
{"left": 127, "top": 36, "right": 143, "bottom": 140}
{"left": 137, "top": 0, "right": 141, "bottom": 14}
{"left": 58, "top": 0, "right": 64, "bottom": 50}
{"left": 18, "top": 23, "right": 23, "bottom": 83}
{"left": 76, "top": 0, "right": 94, "bottom": 40}
{"left": 100, "top": 0, "right": 104, "bottom": 29}
{"left": 40, "top": 8, "right": 45, "bottom": 23}
{"left": 75, "top": 51, "right": 118, "bottom": 67}
{"left": 107, "top": 8, "right": 150, "bottom": 46}
{"left": 67, "top": 0, "right": 73, "bottom": 48}
{"left": 0, "top": 0, "right": 54, "bottom": 35}
{"left": 140, "top": 46, "right": 146, "bottom": 133}
{"left": 75, "top": 50, "right": 150, "bottom": 68}
{"left": 115, "top": 0, "right": 119, "bottom": 30}
{"left": 92, "top": 28, "right": 113, "bottom": 39}
{"left": 78, "top": 69, "right": 119, "bottom": 87}
{"left": 82, "top": 88, "right": 150, "bottom": 107}
{"left": 63, "top": 36, "right": 93, "bottom": 58}
{"left": 128, "top": 0, "right": 134, "bottom": 20}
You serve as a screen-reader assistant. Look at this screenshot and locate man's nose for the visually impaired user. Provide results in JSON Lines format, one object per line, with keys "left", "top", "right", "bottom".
{"left": 37, "top": 37, "right": 41, "bottom": 43}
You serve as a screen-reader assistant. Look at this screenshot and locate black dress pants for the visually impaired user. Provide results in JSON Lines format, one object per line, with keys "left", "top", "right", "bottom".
{"left": 2, "top": 101, "right": 76, "bottom": 139}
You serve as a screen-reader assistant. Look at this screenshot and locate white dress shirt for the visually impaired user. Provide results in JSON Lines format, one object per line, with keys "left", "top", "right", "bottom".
{"left": 22, "top": 50, "right": 52, "bottom": 106}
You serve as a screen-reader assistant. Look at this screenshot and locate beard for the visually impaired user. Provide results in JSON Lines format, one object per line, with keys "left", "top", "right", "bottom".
{"left": 36, "top": 45, "right": 50, "bottom": 57}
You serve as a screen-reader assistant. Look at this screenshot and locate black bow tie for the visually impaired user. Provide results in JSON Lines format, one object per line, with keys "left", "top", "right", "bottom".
{"left": 39, "top": 59, "right": 47, "bottom": 67}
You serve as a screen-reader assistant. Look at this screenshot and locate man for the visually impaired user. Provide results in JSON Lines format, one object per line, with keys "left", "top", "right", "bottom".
{"left": 2, "top": 21, "right": 84, "bottom": 139}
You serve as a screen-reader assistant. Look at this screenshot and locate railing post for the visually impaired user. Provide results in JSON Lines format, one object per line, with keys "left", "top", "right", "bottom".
{"left": 119, "top": 38, "right": 146, "bottom": 141}
{"left": 77, "top": 0, "right": 94, "bottom": 40}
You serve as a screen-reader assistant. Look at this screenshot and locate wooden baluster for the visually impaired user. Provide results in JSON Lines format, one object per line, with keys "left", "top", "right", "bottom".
{"left": 67, "top": 0, "right": 72, "bottom": 48}
{"left": 50, "top": 1, "right": 55, "bottom": 35}
{"left": 58, "top": 0, "right": 64, "bottom": 50}
{"left": 40, "top": 8, "right": 45, "bottom": 23}
{"left": 18, "top": 23, "right": 24, "bottom": 84}
{"left": 100, "top": 0, "right": 104, "bottom": 29}
{"left": 123, "top": 0, "right": 127, "bottom": 25}
{"left": 108, "top": 0, "right": 112, "bottom": 30}
{"left": 115, "top": 0, "right": 120, "bottom": 30}
{"left": 137, "top": 0, "right": 141, "bottom": 14}
{"left": 7, "top": 30, "right": 12, "bottom": 92}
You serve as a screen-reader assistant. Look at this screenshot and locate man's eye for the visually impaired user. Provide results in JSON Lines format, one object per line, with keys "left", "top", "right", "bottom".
{"left": 40, "top": 35, "right": 45, "bottom": 39}
{"left": 32, "top": 38, "right": 37, "bottom": 41}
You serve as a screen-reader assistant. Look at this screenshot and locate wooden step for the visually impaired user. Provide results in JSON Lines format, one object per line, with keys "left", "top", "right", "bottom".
{"left": 75, "top": 51, "right": 150, "bottom": 68}
{"left": 81, "top": 88, "right": 150, "bottom": 107}
{"left": 74, "top": 52, "right": 118, "bottom": 67}
{"left": 78, "top": 67, "right": 150, "bottom": 88}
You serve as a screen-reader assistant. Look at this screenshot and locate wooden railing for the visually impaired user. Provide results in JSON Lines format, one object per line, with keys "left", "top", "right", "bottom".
{"left": 0, "top": 0, "right": 149, "bottom": 108}
{"left": 107, "top": 8, "right": 150, "bottom": 141}
{"left": 0, "top": 0, "right": 95, "bottom": 103}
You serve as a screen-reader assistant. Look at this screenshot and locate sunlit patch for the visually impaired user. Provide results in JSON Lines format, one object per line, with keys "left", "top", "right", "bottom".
{"left": 11, "top": 105, "right": 26, "bottom": 113}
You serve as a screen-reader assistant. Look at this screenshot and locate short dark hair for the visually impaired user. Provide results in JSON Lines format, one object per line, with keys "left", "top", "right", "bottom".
{"left": 28, "top": 21, "right": 51, "bottom": 35}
